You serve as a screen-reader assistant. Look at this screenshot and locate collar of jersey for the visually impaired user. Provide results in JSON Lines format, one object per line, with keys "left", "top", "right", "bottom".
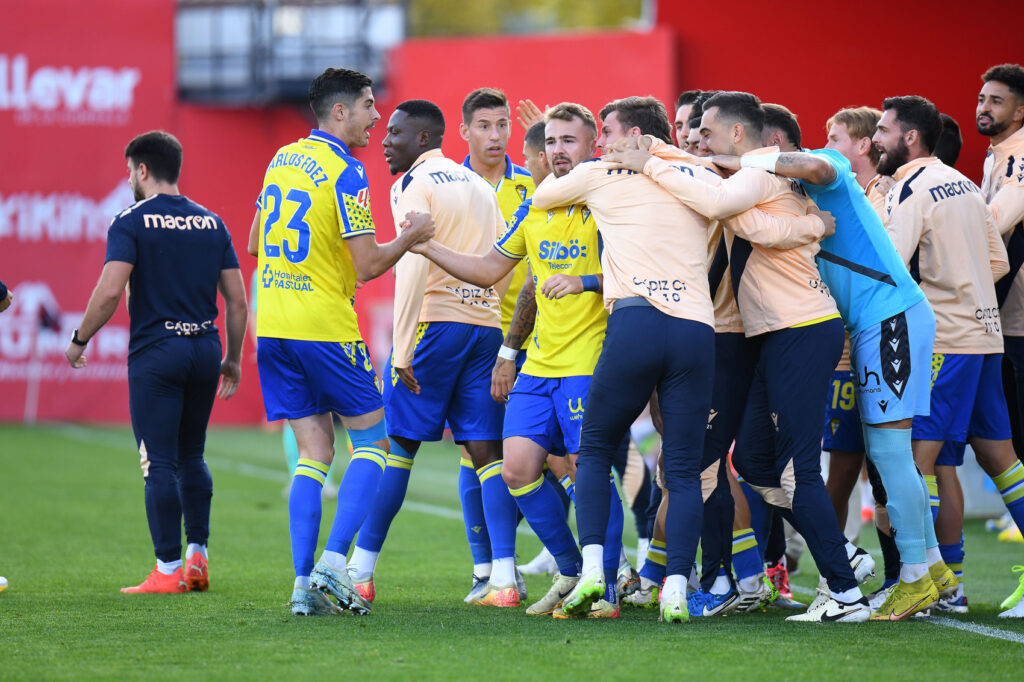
{"left": 309, "top": 129, "right": 351, "bottom": 157}
{"left": 990, "top": 123, "right": 1024, "bottom": 154}
{"left": 893, "top": 155, "right": 939, "bottom": 181}
{"left": 462, "top": 154, "right": 517, "bottom": 181}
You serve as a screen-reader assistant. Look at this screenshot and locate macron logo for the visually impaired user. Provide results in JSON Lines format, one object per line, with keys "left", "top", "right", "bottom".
{"left": 0, "top": 54, "right": 141, "bottom": 125}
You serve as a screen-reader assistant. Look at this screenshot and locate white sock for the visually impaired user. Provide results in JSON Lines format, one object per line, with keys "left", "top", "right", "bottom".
{"left": 473, "top": 562, "right": 492, "bottom": 578}
{"left": 738, "top": 574, "right": 762, "bottom": 593}
{"left": 831, "top": 586, "right": 863, "bottom": 603}
{"left": 156, "top": 559, "right": 182, "bottom": 575}
{"left": 688, "top": 565, "right": 700, "bottom": 591}
{"left": 900, "top": 561, "right": 929, "bottom": 583}
{"left": 844, "top": 541, "right": 857, "bottom": 560}
{"left": 711, "top": 573, "right": 731, "bottom": 594}
{"left": 185, "top": 543, "right": 207, "bottom": 560}
{"left": 925, "top": 545, "right": 942, "bottom": 565}
{"left": 491, "top": 557, "right": 515, "bottom": 587}
{"left": 581, "top": 544, "right": 604, "bottom": 576}
{"left": 320, "top": 550, "right": 346, "bottom": 572}
{"left": 294, "top": 576, "right": 310, "bottom": 590}
{"left": 348, "top": 547, "right": 379, "bottom": 580}
{"left": 663, "top": 573, "right": 685, "bottom": 596}
{"left": 637, "top": 538, "right": 650, "bottom": 571}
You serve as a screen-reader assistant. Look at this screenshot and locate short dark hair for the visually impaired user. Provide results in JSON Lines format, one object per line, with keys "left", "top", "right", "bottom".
{"left": 125, "top": 130, "right": 182, "bottom": 184}
{"left": 676, "top": 90, "right": 704, "bottom": 109}
{"left": 462, "top": 88, "right": 508, "bottom": 124}
{"left": 689, "top": 90, "right": 719, "bottom": 123}
{"left": 687, "top": 116, "right": 702, "bottom": 130}
{"left": 395, "top": 99, "right": 446, "bottom": 137}
{"left": 702, "top": 91, "right": 764, "bottom": 138}
{"left": 762, "top": 103, "right": 801, "bottom": 149}
{"left": 524, "top": 121, "right": 546, "bottom": 152}
{"left": 934, "top": 113, "right": 963, "bottom": 166}
{"left": 882, "top": 95, "right": 941, "bottom": 153}
{"left": 600, "top": 96, "right": 672, "bottom": 144}
{"left": 308, "top": 68, "right": 373, "bottom": 122}
{"left": 982, "top": 63, "right": 1024, "bottom": 100}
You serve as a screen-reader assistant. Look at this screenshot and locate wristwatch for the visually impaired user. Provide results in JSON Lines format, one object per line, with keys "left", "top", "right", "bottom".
{"left": 71, "top": 328, "right": 89, "bottom": 347}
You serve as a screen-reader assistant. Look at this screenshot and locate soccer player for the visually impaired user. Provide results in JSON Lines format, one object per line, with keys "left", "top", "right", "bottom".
{"left": 347, "top": 99, "right": 519, "bottom": 606}
{"left": 977, "top": 63, "right": 1024, "bottom": 617}
{"left": 251, "top": 68, "right": 434, "bottom": 616}
{"left": 674, "top": 90, "right": 705, "bottom": 146}
{"left": 606, "top": 91, "right": 871, "bottom": 622}
{"left": 411, "top": 102, "right": 630, "bottom": 617}
{"left": 531, "top": 96, "right": 754, "bottom": 623}
{"left": 65, "top": 130, "right": 247, "bottom": 594}
{"left": 871, "top": 95, "right": 1021, "bottom": 618}
{"left": 452, "top": 88, "right": 535, "bottom": 584}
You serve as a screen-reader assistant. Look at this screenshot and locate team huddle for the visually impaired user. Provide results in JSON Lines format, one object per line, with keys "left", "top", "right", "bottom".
{"left": 71, "top": 62, "right": 1024, "bottom": 625}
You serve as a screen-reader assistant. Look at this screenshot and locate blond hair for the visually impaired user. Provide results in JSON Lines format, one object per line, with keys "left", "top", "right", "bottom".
{"left": 826, "top": 106, "right": 883, "bottom": 165}
{"left": 545, "top": 102, "right": 598, "bottom": 137}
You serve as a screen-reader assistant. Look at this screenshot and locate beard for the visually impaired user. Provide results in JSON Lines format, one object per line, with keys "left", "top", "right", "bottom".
{"left": 977, "top": 116, "right": 1009, "bottom": 137}
{"left": 131, "top": 179, "right": 144, "bottom": 202}
{"left": 876, "top": 137, "right": 910, "bottom": 176}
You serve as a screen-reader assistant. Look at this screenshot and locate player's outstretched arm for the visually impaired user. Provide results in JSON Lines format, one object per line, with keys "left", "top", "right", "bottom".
{"left": 711, "top": 152, "right": 838, "bottom": 186}
{"left": 492, "top": 274, "right": 536, "bottom": 402}
{"left": 65, "top": 261, "right": 133, "bottom": 368}
{"left": 412, "top": 240, "right": 517, "bottom": 289}
{"left": 727, "top": 207, "right": 833, "bottom": 249}
{"left": 217, "top": 267, "right": 247, "bottom": 399}
{"left": 347, "top": 211, "right": 435, "bottom": 282}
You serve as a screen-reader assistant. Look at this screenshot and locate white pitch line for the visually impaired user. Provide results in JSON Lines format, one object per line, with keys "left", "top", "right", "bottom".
{"left": 790, "top": 582, "right": 1024, "bottom": 644}
{"left": 51, "top": 424, "right": 642, "bottom": 557}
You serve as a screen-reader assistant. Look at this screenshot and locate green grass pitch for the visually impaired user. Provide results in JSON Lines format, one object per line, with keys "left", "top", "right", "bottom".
{"left": 1, "top": 423, "right": 1022, "bottom": 680}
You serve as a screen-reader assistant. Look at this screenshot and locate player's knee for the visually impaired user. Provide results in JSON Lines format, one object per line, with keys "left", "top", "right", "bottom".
{"left": 347, "top": 419, "right": 389, "bottom": 453}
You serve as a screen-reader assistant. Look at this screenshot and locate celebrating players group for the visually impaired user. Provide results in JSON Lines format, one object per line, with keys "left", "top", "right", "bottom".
{"left": 68, "top": 62, "right": 1024, "bottom": 624}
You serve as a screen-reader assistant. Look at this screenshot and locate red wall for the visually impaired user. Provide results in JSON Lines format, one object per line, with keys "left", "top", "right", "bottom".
{"left": 657, "top": 1, "right": 1024, "bottom": 182}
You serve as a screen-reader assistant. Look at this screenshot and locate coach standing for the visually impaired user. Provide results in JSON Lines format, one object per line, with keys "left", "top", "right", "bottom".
{"left": 65, "top": 131, "right": 247, "bottom": 594}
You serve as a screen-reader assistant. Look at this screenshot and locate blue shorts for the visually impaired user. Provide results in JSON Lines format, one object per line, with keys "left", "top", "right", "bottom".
{"left": 503, "top": 374, "right": 591, "bottom": 454}
{"left": 913, "top": 352, "right": 1012, "bottom": 444}
{"left": 849, "top": 299, "right": 934, "bottom": 424}
{"left": 822, "top": 370, "right": 865, "bottom": 453}
{"left": 384, "top": 322, "right": 504, "bottom": 442}
{"left": 257, "top": 337, "right": 383, "bottom": 421}
{"left": 935, "top": 441, "right": 968, "bottom": 467}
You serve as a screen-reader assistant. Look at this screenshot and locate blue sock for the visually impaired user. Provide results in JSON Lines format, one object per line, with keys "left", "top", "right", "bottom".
{"left": 324, "top": 445, "right": 387, "bottom": 556}
{"left": 477, "top": 460, "right": 518, "bottom": 561}
{"left": 289, "top": 460, "right": 327, "bottom": 576}
{"left": 459, "top": 457, "right": 491, "bottom": 565}
{"left": 351, "top": 442, "right": 412, "bottom": 553}
{"left": 603, "top": 475, "right": 625, "bottom": 585}
{"left": 559, "top": 474, "right": 576, "bottom": 503}
{"left": 640, "top": 538, "right": 666, "bottom": 583}
{"left": 864, "top": 426, "right": 928, "bottom": 563}
{"left": 510, "top": 476, "right": 581, "bottom": 577}
{"left": 939, "top": 537, "right": 965, "bottom": 580}
{"left": 731, "top": 528, "right": 762, "bottom": 581}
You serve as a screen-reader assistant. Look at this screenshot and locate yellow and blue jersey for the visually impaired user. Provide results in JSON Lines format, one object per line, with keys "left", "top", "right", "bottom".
{"left": 495, "top": 200, "right": 607, "bottom": 377}
{"left": 256, "top": 129, "right": 375, "bottom": 342}
{"left": 462, "top": 154, "right": 534, "bottom": 344}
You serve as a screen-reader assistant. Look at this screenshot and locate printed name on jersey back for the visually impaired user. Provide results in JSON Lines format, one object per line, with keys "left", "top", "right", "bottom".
{"left": 444, "top": 284, "right": 498, "bottom": 307}
{"left": 632, "top": 274, "right": 687, "bottom": 301}
{"left": 267, "top": 149, "right": 329, "bottom": 187}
